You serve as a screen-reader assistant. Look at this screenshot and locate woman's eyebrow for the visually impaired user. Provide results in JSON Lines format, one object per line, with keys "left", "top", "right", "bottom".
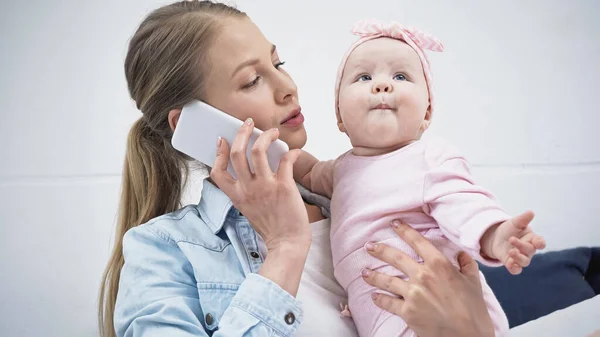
{"left": 230, "top": 44, "right": 277, "bottom": 79}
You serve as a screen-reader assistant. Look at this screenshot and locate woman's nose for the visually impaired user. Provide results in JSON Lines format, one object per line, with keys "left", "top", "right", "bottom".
{"left": 274, "top": 73, "right": 297, "bottom": 104}
{"left": 372, "top": 82, "right": 393, "bottom": 94}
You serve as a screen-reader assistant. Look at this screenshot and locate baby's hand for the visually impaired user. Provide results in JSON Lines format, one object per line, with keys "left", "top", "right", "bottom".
{"left": 489, "top": 211, "right": 546, "bottom": 275}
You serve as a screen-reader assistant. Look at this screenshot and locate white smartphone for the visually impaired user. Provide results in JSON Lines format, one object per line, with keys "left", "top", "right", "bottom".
{"left": 171, "top": 100, "right": 289, "bottom": 178}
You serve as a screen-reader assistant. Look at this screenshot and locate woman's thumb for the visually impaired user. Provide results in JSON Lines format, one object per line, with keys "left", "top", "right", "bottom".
{"left": 457, "top": 251, "right": 481, "bottom": 283}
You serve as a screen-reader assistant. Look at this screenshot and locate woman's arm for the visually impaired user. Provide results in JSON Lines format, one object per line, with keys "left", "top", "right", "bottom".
{"left": 259, "top": 241, "right": 310, "bottom": 297}
{"left": 361, "top": 222, "right": 495, "bottom": 337}
{"left": 115, "top": 225, "right": 304, "bottom": 337}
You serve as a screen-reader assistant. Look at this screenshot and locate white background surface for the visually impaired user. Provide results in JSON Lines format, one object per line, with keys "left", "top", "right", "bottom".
{"left": 0, "top": 1, "right": 598, "bottom": 336}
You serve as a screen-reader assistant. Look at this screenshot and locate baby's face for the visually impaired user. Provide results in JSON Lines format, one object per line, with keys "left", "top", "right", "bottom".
{"left": 337, "top": 38, "right": 430, "bottom": 156}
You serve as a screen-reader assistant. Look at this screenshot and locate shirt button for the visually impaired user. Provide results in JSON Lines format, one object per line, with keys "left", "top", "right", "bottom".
{"left": 250, "top": 251, "right": 260, "bottom": 259}
{"left": 205, "top": 313, "right": 214, "bottom": 325}
{"left": 284, "top": 312, "right": 295, "bottom": 325}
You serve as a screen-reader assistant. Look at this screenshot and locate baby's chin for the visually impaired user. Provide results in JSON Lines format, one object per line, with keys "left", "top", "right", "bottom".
{"left": 366, "top": 120, "right": 416, "bottom": 140}
{"left": 352, "top": 131, "right": 416, "bottom": 154}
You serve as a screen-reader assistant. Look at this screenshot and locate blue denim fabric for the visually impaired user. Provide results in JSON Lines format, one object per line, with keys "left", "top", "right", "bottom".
{"left": 114, "top": 179, "right": 304, "bottom": 337}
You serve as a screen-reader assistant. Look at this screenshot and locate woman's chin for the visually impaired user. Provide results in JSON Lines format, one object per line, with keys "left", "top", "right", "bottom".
{"left": 281, "top": 127, "right": 307, "bottom": 150}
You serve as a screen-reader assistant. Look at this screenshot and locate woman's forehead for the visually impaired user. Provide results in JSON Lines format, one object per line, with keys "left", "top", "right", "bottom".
{"left": 208, "top": 18, "right": 273, "bottom": 73}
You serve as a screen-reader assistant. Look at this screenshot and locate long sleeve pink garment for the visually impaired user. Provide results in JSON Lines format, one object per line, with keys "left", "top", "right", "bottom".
{"left": 310, "top": 136, "right": 511, "bottom": 290}
{"left": 310, "top": 136, "right": 511, "bottom": 337}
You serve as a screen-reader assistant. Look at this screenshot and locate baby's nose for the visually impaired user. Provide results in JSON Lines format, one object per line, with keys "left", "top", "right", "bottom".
{"left": 372, "top": 82, "right": 393, "bottom": 94}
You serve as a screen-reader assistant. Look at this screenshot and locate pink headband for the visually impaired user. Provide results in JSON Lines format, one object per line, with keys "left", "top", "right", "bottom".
{"left": 335, "top": 19, "right": 444, "bottom": 116}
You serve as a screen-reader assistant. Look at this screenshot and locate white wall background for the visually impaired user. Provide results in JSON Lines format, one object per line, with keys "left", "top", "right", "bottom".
{"left": 1, "top": 1, "right": 598, "bottom": 336}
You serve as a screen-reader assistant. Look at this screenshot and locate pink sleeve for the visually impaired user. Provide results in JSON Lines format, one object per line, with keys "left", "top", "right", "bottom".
{"left": 310, "top": 160, "right": 336, "bottom": 199}
{"left": 422, "top": 140, "right": 510, "bottom": 266}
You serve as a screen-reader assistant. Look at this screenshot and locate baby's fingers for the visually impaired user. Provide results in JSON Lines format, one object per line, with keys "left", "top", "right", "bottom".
{"left": 505, "top": 257, "right": 523, "bottom": 275}
{"left": 532, "top": 235, "right": 546, "bottom": 250}
{"left": 508, "top": 248, "right": 531, "bottom": 267}
{"left": 510, "top": 211, "right": 535, "bottom": 230}
{"left": 520, "top": 232, "right": 546, "bottom": 251}
{"left": 509, "top": 237, "right": 535, "bottom": 257}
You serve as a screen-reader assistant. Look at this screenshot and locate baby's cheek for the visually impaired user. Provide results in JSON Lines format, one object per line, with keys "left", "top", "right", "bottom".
{"left": 339, "top": 93, "right": 363, "bottom": 113}
{"left": 339, "top": 98, "right": 365, "bottom": 126}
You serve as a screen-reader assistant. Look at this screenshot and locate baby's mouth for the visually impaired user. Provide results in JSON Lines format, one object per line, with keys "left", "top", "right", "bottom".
{"left": 372, "top": 103, "right": 394, "bottom": 110}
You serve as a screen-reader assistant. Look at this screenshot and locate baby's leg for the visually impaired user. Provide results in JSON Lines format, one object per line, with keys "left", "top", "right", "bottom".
{"left": 347, "top": 271, "right": 508, "bottom": 337}
{"left": 346, "top": 268, "right": 416, "bottom": 337}
{"left": 427, "top": 230, "right": 509, "bottom": 336}
{"left": 479, "top": 271, "right": 510, "bottom": 337}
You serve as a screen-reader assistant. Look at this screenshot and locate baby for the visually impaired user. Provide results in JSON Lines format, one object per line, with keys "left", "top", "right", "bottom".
{"left": 293, "top": 19, "right": 546, "bottom": 337}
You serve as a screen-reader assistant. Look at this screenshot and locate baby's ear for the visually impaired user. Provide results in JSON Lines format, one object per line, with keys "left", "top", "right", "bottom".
{"left": 421, "top": 106, "right": 432, "bottom": 131}
{"left": 425, "top": 105, "right": 432, "bottom": 123}
{"left": 336, "top": 110, "right": 347, "bottom": 133}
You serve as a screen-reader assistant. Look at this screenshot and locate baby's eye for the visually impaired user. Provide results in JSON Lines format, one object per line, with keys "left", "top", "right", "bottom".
{"left": 394, "top": 74, "right": 407, "bottom": 81}
{"left": 358, "top": 74, "right": 372, "bottom": 82}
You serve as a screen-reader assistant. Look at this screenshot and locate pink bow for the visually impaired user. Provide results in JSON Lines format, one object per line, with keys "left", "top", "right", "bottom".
{"left": 351, "top": 19, "right": 444, "bottom": 52}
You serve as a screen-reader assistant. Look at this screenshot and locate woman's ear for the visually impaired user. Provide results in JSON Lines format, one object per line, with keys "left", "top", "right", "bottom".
{"left": 168, "top": 108, "right": 182, "bottom": 131}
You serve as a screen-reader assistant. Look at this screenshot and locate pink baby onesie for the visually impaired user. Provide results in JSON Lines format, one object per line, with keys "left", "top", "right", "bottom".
{"left": 311, "top": 136, "right": 510, "bottom": 337}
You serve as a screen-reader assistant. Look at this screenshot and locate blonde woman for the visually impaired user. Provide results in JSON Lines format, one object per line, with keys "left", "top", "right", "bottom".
{"left": 99, "top": 1, "right": 506, "bottom": 336}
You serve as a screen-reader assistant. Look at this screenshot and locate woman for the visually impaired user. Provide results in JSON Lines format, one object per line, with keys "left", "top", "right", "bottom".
{"left": 98, "top": 1, "right": 505, "bottom": 336}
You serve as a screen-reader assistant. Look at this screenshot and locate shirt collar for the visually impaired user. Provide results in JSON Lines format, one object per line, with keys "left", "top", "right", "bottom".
{"left": 196, "top": 179, "right": 240, "bottom": 234}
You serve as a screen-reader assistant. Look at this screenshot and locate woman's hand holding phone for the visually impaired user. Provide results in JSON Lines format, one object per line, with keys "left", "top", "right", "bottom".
{"left": 210, "top": 118, "right": 311, "bottom": 297}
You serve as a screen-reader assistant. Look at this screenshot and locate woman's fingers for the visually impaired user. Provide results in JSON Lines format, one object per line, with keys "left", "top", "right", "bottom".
{"left": 277, "top": 149, "right": 302, "bottom": 182}
{"left": 229, "top": 118, "right": 254, "bottom": 181}
{"left": 361, "top": 268, "right": 409, "bottom": 298}
{"left": 250, "top": 128, "right": 279, "bottom": 177}
{"left": 391, "top": 221, "right": 447, "bottom": 266}
{"left": 365, "top": 241, "right": 420, "bottom": 278}
{"left": 371, "top": 292, "right": 405, "bottom": 317}
{"left": 456, "top": 251, "right": 481, "bottom": 284}
{"left": 209, "top": 137, "right": 236, "bottom": 194}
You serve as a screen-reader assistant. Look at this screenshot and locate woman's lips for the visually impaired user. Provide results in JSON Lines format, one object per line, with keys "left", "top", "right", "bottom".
{"left": 282, "top": 111, "right": 304, "bottom": 127}
{"left": 281, "top": 107, "right": 304, "bottom": 127}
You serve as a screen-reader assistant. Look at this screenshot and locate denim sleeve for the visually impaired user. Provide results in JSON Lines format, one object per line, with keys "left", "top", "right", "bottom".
{"left": 114, "top": 225, "right": 303, "bottom": 337}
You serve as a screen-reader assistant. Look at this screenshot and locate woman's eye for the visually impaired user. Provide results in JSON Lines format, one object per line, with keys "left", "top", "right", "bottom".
{"left": 394, "top": 74, "right": 407, "bottom": 81}
{"left": 274, "top": 61, "right": 286, "bottom": 69}
{"left": 243, "top": 76, "right": 261, "bottom": 89}
{"left": 358, "top": 74, "right": 371, "bottom": 82}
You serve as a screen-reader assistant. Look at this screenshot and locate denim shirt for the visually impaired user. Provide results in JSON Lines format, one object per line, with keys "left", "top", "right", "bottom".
{"left": 114, "top": 179, "right": 330, "bottom": 337}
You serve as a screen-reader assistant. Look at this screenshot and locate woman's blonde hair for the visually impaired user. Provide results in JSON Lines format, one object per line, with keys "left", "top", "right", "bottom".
{"left": 98, "top": 2, "right": 245, "bottom": 336}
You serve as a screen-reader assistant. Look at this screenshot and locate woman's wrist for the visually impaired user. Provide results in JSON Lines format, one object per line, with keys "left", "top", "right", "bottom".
{"left": 463, "top": 321, "right": 495, "bottom": 337}
{"left": 454, "top": 310, "right": 495, "bottom": 337}
{"left": 258, "top": 239, "right": 311, "bottom": 297}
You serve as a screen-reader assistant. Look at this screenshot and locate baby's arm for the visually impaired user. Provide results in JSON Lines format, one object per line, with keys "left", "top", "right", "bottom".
{"left": 293, "top": 150, "right": 319, "bottom": 190}
{"left": 293, "top": 150, "right": 336, "bottom": 198}
{"left": 480, "top": 211, "right": 546, "bottom": 274}
{"left": 422, "top": 138, "right": 545, "bottom": 274}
